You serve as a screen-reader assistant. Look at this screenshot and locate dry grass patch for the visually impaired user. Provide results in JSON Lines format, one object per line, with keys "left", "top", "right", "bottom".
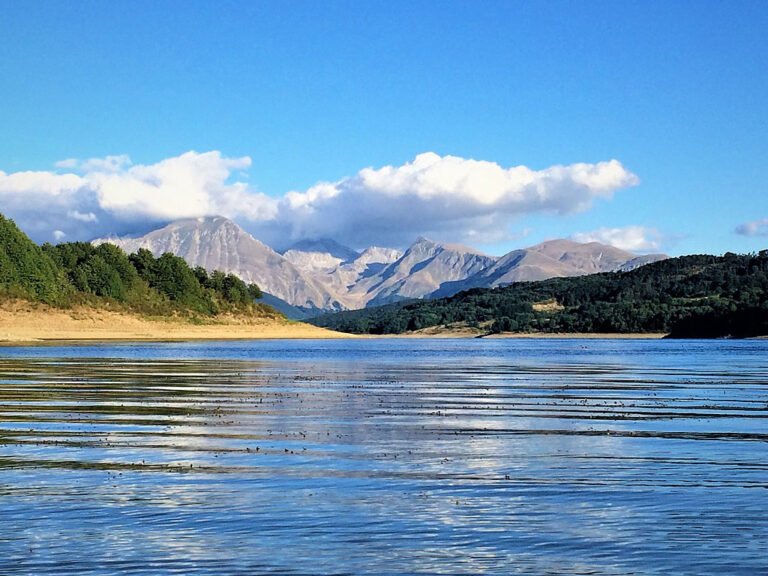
{"left": 532, "top": 299, "right": 565, "bottom": 312}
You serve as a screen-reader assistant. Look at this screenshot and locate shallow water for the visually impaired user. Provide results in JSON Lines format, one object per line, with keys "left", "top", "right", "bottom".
{"left": 0, "top": 339, "right": 766, "bottom": 575}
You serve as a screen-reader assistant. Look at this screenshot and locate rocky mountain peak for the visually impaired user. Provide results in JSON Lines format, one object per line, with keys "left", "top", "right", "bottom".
{"left": 284, "top": 238, "right": 359, "bottom": 262}
{"left": 283, "top": 238, "right": 360, "bottom": 274}
{"left": 355, "top": 246, "right": 403, "bottom": 265}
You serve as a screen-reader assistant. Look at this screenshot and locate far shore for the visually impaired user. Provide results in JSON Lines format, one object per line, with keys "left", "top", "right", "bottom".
{"left": 395, "top": 324, "right": 667, "bottom": 339}
{"left": 482, "top": 332, "right": 667, "bottom": 339}
{"left": 8, "top": 300, "right": 754, "bottom": 344}
{"left": 395, "top": 332, "right": 667, "bottom": 339}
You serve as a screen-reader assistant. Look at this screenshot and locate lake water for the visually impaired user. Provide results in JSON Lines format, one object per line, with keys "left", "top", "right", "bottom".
{"left": 0, "top": 338, "right": 766, "bottom": 575}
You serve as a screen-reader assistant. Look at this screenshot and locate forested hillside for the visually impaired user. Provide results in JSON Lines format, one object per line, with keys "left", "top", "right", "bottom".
{"left": 0, "top": 214, "right": 267, "bottom": 318}
{"left": 0, "top": 215, "right": 68, "bottom": 303}
{"left": 310, "top": 252, "right": 768, "bottom": 338}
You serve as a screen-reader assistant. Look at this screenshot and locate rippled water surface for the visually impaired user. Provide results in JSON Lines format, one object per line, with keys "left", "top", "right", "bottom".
{"left": 0, "top": 338, "right": 766, "bottom": 575}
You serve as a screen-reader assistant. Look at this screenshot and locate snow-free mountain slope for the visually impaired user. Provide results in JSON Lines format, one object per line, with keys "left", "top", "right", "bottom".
{"left": 349, "top": 237, "right": 497, "bottom": 307}
{"left": 309, "top": 246, "right": 404, "bottom": 306}
{"left": 432, "top": 239, "right": 668, "bottom": 297}
{"left": 94, "top": 217, "right": 345, "bottom": 312}
{"left": 282, "top": 238, "right": 360, "bottom": 273}
{"left": 527, "top": 239, "right": 646, "bottom": 274}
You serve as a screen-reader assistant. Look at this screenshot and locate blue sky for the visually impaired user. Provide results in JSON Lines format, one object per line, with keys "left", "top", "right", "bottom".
{"left": 1, "top": 0, "right": 767, "bottom": 255}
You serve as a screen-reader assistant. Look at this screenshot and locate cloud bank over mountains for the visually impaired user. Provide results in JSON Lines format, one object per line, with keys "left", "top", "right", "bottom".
{"left": 0, "top": 150, "right": 641, "bottom": 248}
{"left": 271, "top": 152, "right": 639, "bottom": 248}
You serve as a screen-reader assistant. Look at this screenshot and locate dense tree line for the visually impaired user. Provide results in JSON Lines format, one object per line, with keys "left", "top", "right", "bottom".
{"left": 310, "top": 252, "right": 768, "bottom": 338}
{"left": 0, "top": 215, "right": 68, "bottom": 303}
{"left": 0, "top": 213, "right": 264, "bottom": 317}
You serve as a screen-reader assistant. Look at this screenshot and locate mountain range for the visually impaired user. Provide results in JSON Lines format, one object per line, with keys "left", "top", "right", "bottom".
{"left": 94, "top": 217, "right": 667, "bottom": 316}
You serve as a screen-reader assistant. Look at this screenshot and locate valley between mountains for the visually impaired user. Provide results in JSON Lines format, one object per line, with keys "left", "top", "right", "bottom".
{"left": 95, "top": 216, "right": 667, "bottom": 318}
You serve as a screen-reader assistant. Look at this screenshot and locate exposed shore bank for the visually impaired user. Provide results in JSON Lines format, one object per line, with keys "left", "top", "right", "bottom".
{"left": 0, "top": 300, "right": 351, "bottom": 344}
{"left": 0, "top": 301, "right": 690, "bottom": 344}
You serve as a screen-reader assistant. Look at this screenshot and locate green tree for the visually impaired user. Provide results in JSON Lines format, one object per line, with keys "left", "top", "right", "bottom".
{"left": 0, "top": 215, "right": 66, "bottom": 303}
{"left": 149, "top": 253, "right": 214, "bottom": 313}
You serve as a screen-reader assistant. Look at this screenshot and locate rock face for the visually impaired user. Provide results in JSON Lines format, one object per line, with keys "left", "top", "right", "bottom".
{"left": 347, "top": 237, "right": 497, "bottom": 307}
{"left": 93, "top": 217, "right": 345, "bottom": 313}
{"left": 616, "top": 253, "right": 669, "bottom": 272}
{"left": 94, "top": 217, "right": 667, "bottom": 315}
{"left": 283, "top": 239, "right": 360, "bottom": 273}
{"left": 306, "top": 246, "right": 404, "bottom": 308}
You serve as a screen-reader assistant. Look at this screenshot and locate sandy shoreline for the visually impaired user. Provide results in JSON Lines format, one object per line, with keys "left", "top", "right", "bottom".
{"left": 481, "top": 332, "right": 667, "bottom": 339}
{"left": 0, "top": 300, "right": 351, "bottom": 344}
{"left": 395, "top": 332, "right": 667, "bottom": 339}
{"left": 398, "top": 324, "right": 667, "bottom": 339}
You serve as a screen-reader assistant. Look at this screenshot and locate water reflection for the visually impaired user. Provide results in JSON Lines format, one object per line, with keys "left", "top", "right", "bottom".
{"left": 0, "top": 340, "right": 766, "bottom": 574}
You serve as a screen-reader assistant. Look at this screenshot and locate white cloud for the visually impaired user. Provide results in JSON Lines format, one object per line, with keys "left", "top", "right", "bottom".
{"left": 735, "top": 218, "right": 768, "bottom": 237}
{"left": 89, "top": 151, "right": 270, "bottom": 221}
{"left": 67, "top": 210, "right": 98, "bottom": 222}
{"left": 571, "top": 226, "right": 664, "bottom": 252}
{"left": 265, "top": 153, "right": 639, "bottom": 247}
{"left": 53, "top": 159, "right": 78, "bottom": 169}
{"left": 0, "top": 150, "right": 639, "bottom": 247}
{"left": 0, "top": 151, "right": 277, "bottom": 242}
{"left": 0, "top": 169, "right": 86, "bottom": 195}
{"left": 55, "top": 155, "right": 131, "bottom": 173}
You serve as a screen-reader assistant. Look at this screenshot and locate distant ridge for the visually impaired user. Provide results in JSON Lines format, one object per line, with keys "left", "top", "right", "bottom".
{"left": 94, "top": 217, "right": 667, "bottom": 314}
{"left": 432, "top": 239, "right": 667, "bottom": 297}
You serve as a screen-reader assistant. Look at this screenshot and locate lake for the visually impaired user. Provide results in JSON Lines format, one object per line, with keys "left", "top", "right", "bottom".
{"left": 0, "top": 338, "right": 766, "bottom": 575}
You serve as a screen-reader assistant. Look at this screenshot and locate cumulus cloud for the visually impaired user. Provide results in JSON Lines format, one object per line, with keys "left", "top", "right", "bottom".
{"left": 0, "top": 150, "right": 639, "bottom": 246}
{"left": 0, "top": 151, "right": 276, "bottom": 242}
{"left": 88, "top": 151, "right": 270, "bottom": 221}
{"left": 735, "top": 218, "right": 768, "bottom": 237}
{"left": 263, "top": 152, "right": 639, "bottom": 247}
{"left": 67, "top": 210, "right": 99, "bottom": 222}
{"left": 571, "top": 226, "right": 664, "bottom": 252}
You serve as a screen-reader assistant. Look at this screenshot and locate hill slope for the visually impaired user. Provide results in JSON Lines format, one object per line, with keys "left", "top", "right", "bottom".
{"left": 0, "top": 298, "right": 346, "bottom": 342}
{"left": 310, "top": 252, "right": 768, "bottom": 338}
